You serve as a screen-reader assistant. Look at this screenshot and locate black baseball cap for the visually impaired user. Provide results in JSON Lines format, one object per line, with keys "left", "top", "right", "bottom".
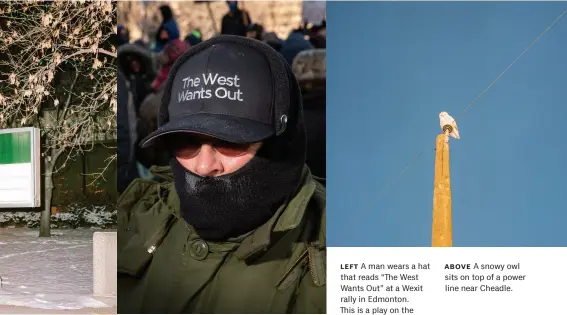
{"left": 140, "top": 35, "right": 293, "bottom": 148}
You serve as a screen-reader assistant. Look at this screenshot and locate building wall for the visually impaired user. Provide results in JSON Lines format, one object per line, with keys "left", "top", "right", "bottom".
{"left": 52, "top": 143, "right": 117, "bottom": 207}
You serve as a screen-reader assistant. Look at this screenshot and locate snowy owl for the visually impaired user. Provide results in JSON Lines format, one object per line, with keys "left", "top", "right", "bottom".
{"left": 439, "top": 112, "right": 460, "bottom": 140}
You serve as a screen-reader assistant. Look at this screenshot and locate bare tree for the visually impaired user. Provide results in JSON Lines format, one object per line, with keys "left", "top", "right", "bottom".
{"left": 0, "top": 0, "right": 117, "bottom": 237}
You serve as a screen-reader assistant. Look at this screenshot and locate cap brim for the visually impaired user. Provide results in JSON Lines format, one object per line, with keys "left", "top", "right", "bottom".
{"left": 139, "top": 113, "right": 274, "bottom": 148}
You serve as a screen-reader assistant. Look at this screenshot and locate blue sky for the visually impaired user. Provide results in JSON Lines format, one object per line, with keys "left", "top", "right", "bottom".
{"left": 326, "top": 2, "right": 567, "bottom": 247}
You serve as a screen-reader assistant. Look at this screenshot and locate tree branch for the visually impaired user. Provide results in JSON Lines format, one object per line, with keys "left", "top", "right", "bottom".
{"left": 60, "top": 48, "right": 117, "bottom": 64}
{"left": 58, "top": 70, "right": 79, "bottom": 122}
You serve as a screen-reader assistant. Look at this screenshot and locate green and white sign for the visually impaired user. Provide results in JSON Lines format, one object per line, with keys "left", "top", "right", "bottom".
{"left": 0, "top": 127, "right": 41, "bottom": 208}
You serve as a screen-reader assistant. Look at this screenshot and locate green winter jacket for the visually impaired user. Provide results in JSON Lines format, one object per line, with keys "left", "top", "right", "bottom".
{"left": 117, "top": 165, "right": 326, "bottom": 314}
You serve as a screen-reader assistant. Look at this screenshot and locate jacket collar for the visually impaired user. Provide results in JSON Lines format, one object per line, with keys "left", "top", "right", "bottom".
{"left": 235, "top": 166, "right": 316, "bottom": 260}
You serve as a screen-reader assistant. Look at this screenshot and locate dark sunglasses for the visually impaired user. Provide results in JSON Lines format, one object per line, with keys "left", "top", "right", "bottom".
{"left": 166, "top": 134, "right": 255, "bottom": 157}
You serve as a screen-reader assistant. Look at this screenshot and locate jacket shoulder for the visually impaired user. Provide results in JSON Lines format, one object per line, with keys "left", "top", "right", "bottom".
{"left": 117, "top": 178, "right": 161, "bottom": 219}
{"left": 290, "top": 177, "right": 326, "bottom": 313}
{"left": 311, "top": 177, "right": 326, "bottom": 205}
{"left": 304, "top": 176, "right": 326, "bottom": 288}
{"left": 308, "top": 176, "right": 326, "bottom": 242}
{"left": 117, "top": 179, "right": 176, "bottom": 278}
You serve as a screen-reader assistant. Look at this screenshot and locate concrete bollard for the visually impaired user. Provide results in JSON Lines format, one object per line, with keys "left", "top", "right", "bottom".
{"left": 93, "top": 232, "right": 117, "bottom": 296}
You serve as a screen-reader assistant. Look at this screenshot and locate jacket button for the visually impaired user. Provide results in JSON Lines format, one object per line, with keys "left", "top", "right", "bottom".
{"left": 190, "top": 239, "right": 209, "bottom": 260}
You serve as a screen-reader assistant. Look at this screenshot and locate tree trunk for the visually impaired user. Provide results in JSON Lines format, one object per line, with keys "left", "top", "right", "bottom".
{"left": 39, "top": 148, "right": 64, "bottom": 237}
{"left": 39, "top": 159, "right": 55, "bottom": 237}
{"left": 206, "top": 2, "right": 219, "bottom": 35}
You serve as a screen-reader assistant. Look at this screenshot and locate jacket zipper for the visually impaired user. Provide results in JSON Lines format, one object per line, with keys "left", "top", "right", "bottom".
{"left": 145, "top": 214, "right": 177, "bottom": 253}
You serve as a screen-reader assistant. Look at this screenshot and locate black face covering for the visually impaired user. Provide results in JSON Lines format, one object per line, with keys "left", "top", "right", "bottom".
{"left": 170, "top": 130, "right": 305, "bottom": 241}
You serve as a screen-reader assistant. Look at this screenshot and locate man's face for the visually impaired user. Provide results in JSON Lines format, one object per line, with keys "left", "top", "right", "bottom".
{"left": 159, "top": 29, "right": 169, "bottom": 41}
{"left": 170, "top": 134, "right": 262, "bottom": 177}
{"left": 130, "top": 60, "right": 140, "bottom": 73}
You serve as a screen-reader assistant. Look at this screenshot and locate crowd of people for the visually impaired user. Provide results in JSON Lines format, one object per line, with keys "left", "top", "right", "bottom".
{"left": 116, "top": 1, "right": 326, "bottom": 194}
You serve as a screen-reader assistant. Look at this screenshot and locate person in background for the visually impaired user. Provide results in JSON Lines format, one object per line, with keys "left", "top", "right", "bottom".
{"left": 246, "top": 23, "right": 263, "bottom": 41}
{"left": 136, "top": 39, "right": 190, "bottom": 175}
{"left": 280, "top": 27, "right": 314, "bottom": 65}
{"left": 263, "top": 31, "right": 283, "bottom": 52}
{"left": 117, "top": 70, "right": 139, "bottom": 194}
{"left": 117, "top": 44, "right": 156, "bottom": 113}
{"left": 154, "top": 5, "right": 180, "bottom": 52}
{"left": 151, "top": 39, "right": 190, "bottom": 92}
{"left": 117, "top": 25, "right": 130, "bottom": 47}
{"left": 133, "top": 39, "right": 148, "bottom": 49}
{"left": 292, "top": 49, "right": 326, "bottom": 179}
{"left": 221, "top": 1, "right": 251, "bottom": 36}
{"left": 185, "top": 29, "right": 203, "bottom": 46}
{"left": 136, "top": 89, "right": 170, "bottom": 173}
{"left": 312, "top": 19, "right": 326, "bottom": 37}
{"left": 307, "top": 21, "right": 326, "bottom": 49}
{"left": 308, "top": 34, "right": 326, "bottom": 49}
{"left": 124, "top": 56, "right": 147, "bottom": 110}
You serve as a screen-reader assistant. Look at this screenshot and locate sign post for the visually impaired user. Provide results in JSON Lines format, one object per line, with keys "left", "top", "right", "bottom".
{"left": 0, "top": 127, "right": 41, "bottom": 208}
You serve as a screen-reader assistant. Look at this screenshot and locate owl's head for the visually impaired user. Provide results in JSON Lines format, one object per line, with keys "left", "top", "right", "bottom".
{"left": 439, "top": 111, "right": 449, "bottom": 118}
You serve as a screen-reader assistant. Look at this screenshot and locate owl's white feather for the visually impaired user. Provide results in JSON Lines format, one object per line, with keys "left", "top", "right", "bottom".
{"left": 439, "top": 111, "right": 460, "bottom": 140}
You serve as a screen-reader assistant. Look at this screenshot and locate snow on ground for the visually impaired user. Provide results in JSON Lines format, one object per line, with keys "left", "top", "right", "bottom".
{"left": 0, "top": 228, "right": 116, "bottom": 310}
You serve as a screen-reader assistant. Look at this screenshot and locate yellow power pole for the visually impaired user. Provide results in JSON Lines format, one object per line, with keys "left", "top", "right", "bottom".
{"left": 432, "top": 132, "right": 452, "bottom": 247}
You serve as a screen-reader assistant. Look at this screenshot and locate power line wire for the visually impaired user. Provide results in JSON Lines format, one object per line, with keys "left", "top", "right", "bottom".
{"left": 460, "top": 8, "right": 567, "bottom": 117}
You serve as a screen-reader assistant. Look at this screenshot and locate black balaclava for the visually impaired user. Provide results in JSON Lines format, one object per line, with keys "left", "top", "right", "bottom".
{"left": 169, "top": 65, "right": 306, "bottom": 242}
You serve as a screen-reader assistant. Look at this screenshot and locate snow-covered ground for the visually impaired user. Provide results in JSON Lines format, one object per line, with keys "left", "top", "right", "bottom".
{"left": 0, "top": 228, "right": 116, "bottom": 311}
